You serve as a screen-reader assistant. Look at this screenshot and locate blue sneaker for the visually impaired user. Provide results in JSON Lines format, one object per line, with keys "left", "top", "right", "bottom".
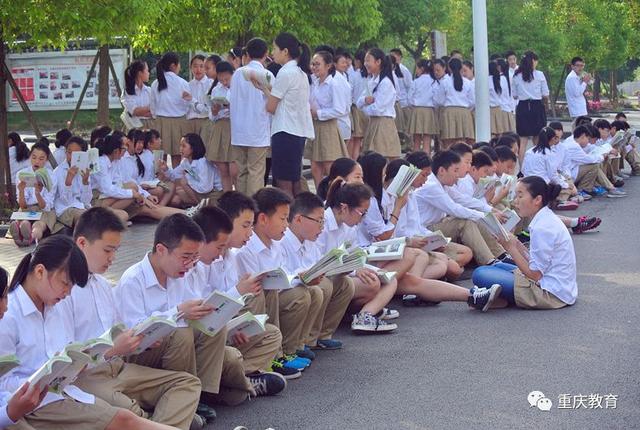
{"left": 312, "top": 339, "right": 343, "bottom": 350}
{"left": 295, "top": 346, "right": 316, "bottom": 361}
{"left": 283, "top": 355, "right": 311, "bottom": 369}
{"left": 578, "top": 190, "right": 592, "bottom": 200}
{"left": 588, "top": 186, "right": 607, "bottom": 196}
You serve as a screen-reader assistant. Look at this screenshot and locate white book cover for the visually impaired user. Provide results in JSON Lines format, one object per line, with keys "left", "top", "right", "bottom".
{"left": 387, "top": 164, "right": 421, "bottom": 197}
{"left": 226, "top": 313, "right": 269, "bottom": 345}
{"left": 188, "top": 291, "right": 246, "bottom": 336}
{"left": 132, "top": 315, "right": 179, "bottom": 354}
{"left": 10, "top": 211, "right": 42, "bottom": 221}
{"left": 366, "top": 237, "right": 407, "bottom": 262}
{"left": 254, "top": 268, "right": 294, "bottom": 290}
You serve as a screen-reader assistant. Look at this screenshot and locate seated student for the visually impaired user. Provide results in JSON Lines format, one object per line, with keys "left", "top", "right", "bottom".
{"left": 315, "top": 179, "right": 399, "bottom": 332}
{"left": 93, "top": 133, "right": 182, "bottom": 222}
{"left": 90, "top": 125, "right": 112, "bottom": 147}
{"left": 490, "top": 145, "right": 518, "bottom": 208}
{"left": 62, "top": 207, "right": 204, "bottom": 429}
{"left": 278, "top": 192, "right": 355, "bottom": 351}
{"left": 53, "top": 128, "right": 72, "bottom": 166}
{"left": 593, "top": 119, "right": 622, "bottom": 185}
{"left": 159, "top": 133, "right": 222, "bottom": 208}
{"left": 413, "top": 150, "right": 510, "bottom": 266}
{"left": 7, "top": 132, "right": 30, "bottom": 180}
{"left": 0, "top": 236, "right": 176, "bottom": 430}
{"left": 472, "top": 176, "right": 577, "bottom": 309}
{"left": 10, "top": 141, "right": 57, "bottom": 247}
{"left": 189, "top": 206, "right": 288, "bottom": 393}
{"left": 114, "top": 214, "right": 254, "bottom": 413}
{"left": 126, "top": 129, "right": 174, "bottom": 206}
{"left": 610, "top": 120, "right": 640, "bottom": 177}
{"left": 234, "top": 188, "right": 317, "bottom": 366}
{"left": 215, "top": 191, "right": 305, "bottom": 379}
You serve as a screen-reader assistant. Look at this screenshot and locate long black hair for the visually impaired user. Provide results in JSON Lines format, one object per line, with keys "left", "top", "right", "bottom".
{"left": 10, "top": 235, "right": 89, "bottom": 291}
{"left": 416, "top": 59, "right": 435, "bottom": 81}
{"left": 125, "top": 60, "right": 147, "bottom": 96}
{"left": 367, "top": 48, "right": 395, "bottom": 93}
{"left": 495, "top": 57, "right": 511, "bottom": 96}
{"left": 532, "top": 126, "right": 557, "bottom": 155}
{"left": 489, "top": 61, "right": 502, "bottom": 95}
{"left": 515, "top": 51, "right": 538, "bottom": 83}
{"left": 358, "top": 151, "right": 387, "bottom": 213}
{"left": 95, "top": 133, "right": 123, "bottom": 157}
{"left": 355, "top": 49, "right": 367, "bottom": 79}
{"left": 519, "top": 175, "right": 561, "bottom": 208}
{"left": 127, "top": 128, "right": 146, "bottom": 177}
{"left": 8, "top": 132, "right": 29, "bottom": 162}
{"left": 156, "top": 52, "right": 180, "bottom": 92}
{"left": 317, "top": 157, "right": 358, "bottom": 201}
{"left": 274, "top": 32, "right": 311, "bottom": 82}
{"left": 325, "top": 177, "right": 373, "bottom": 211}
{"left": 390, "top": 55, "right": 403, "bottom": 78}
{"left": 448, "top": 58, "right": 464, "bottom": 92}
{"left": 206, "top": 54, "right": 223, "bottom": 96}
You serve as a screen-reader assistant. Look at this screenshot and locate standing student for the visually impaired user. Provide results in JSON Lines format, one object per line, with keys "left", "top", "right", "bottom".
{"left": 356, "top": 48, "right": 402, "bottom": 159}
{"left": 308, "top": 50, "right": 349, "bottom": 187}
{"left": 347, "top": 49, "right": 369, "bottom": 160}
{"left": 0, "top": 236, "right": 177, "bottom": 430}
{"left": 122, "top": 60, "right": 153, "bottom": 130}
{"left": 408, "top": 59, "right": 439, "bottom": 154}
{"left": 332, "top": 50, "right": 354, "bottom": 145}
{"left": 254, "top": 32, "right": 314, "bottom": 197}
{"left": 150, "top": 52, "right": 192, "bottom": 165}
{"left": 512, "top": 51, "right": 550, "bottom": 164}
{"left": 7, "top": 132, "right": 30, "bottom": 181}
{"left": 565, "top": 57, "right": 590, "bottom": 119}
{"left": 186, "top": 55, "right": 213, "bottom": 136}
{"left": 229, "top": 38, "right": 274, "bottom": 196}
{"left": 389, "top": 49, "right": 413, "bottom": 138}
{"left": 434, "top": 58, "right": 475, "bottom": 148}
{"left": 207, "top": 61, "right": 236, "bottom": 191}
{"left": 227, "top": 48, "right": 243, "bottom": 69}
{"left": 11, "top": 142, "right": 57, "bottom": 247}
{"left": 488, "top": 61, "right": 510, "bottom": 136}
{"left": 472, "top": 176, "right": 578, "bottom": 309}
{"left": 495, "top": 57, "right": 516, "bottom": 132}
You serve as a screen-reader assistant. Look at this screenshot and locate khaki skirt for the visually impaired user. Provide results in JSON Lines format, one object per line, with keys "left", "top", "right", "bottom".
{"left": 490, "top": 106, "right": 510, "bottom": 135}
{"left": 207, "top": 118, "right": 233, "bottom": 162}
{"left": 505, "top": 111, "right": 516, "bottom": 132}
{"left": 22, "top": 205, "right": 57, "bottom": 232}
{"left": 408, "top": 106, "right": 439, "bottom": 135}
{"left": 351, "top": 104, "right": 369, "bottom": 138}
{"left": 440, "top": 106, "right": 475, "bottom": 140}
{"left": 394, "top": 101, "right": 407, "bottom": 134}
{"left": 362, "top": 116, "right": 402, "bottom": 158}
{"left": 186, "top": 117, "right": 209, "bottom": 136}
{"left": 155, "top": 116, "right": 189, "bottom": 154}
{"left": 306, "top": 119, "right": 348, "bottom": 162}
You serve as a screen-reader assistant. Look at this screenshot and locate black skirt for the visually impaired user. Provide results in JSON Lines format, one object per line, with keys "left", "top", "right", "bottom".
{"left": 271, "top": 131, "right": 306, "bottom": 181}
{"left": 515, "top": 99, "right": 546, "bottom": 137}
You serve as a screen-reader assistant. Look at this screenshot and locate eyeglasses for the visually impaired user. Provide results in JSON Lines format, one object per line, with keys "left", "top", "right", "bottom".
{"left": 301, "top": 214, "right": 324, "bottom": 226}
{"left": 353, "top": 208, "right": 368, "bottom": 218}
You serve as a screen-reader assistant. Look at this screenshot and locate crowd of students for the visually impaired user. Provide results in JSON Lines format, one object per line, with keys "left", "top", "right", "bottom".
{"left": 1, "top": 33, "right": 638, "bottom": 428}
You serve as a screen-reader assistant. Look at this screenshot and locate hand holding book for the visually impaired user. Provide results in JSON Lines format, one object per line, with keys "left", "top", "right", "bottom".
{"left": 236, "top": 273, "right": 264, "bottom": 295}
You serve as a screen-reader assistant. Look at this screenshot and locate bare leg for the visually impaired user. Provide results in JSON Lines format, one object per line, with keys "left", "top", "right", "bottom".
{"left": 421, "top": 256, "right": 448, "bottom": 279}
{"left": 138, "top": 204, "right": 184, "bottom": 221}
{"left": 518, "top": 136, "right": 528, "bottom": 166}
{"left": 214, "top": 161, "right": 233, "bottom": 191}
{"left": 229, "top": 161, "right": 238, "bottom": 188}
{"left": 349, "top": 137, "right": 362, "bottom": 160}
{"left": 413, "top": 134, "right": 423, "bottom": 152}
{"left": 159, "top": 182, "right": 176, "bottom": 207}
{"left": 424, "top": 135, "right": 432, "bottom": 155}
{"left": 396, "top": 273, "right": 469, "bottom": 302}
{"left": 31, "top": 221, "right": 47, "bottom": 242}
{"left": 353, "top": 278, "right": 397, "bottom": 315}
{"left": 311, "top": 161, "right": 324, "bottom": 188}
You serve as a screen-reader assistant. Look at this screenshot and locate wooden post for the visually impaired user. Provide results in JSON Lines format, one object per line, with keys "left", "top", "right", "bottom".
{"left": 107, "top": 52, "right": 121, "bottom": 97}
{"left": 0, "top": 34, "right": 13, "bottom": 204}
{"left": 69, "top": 49, "right": 100, "bottom": 130}
{"left": 97, "top": 45, "right": 110, "bottom": 126}
{"left": 550, "top": 64, "right": 569, "bottom": 118}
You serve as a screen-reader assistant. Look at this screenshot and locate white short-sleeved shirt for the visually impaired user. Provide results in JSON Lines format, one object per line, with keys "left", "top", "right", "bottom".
{"left": 167, "top": 157, "right": 221, "bottom": 194}
{"left": 9, "top": 146, "right": 31, "bottom": 180}
{"left": 381, "top": 188, "right": 431, "bottom": 238}
{"left": 357, "top": 196, "right": 395, "bottom": 247}
{"left": 522, "top": 147, "right": 568, "bottom": 188}
{"left": 235, "top": 232, "right": 290, "bottom": 277}
{"left": 315, "top": 208, "right": 358, "bottom": 253}
{"left": 150, "top": 72, "right": 191, "bottom": 118}
{"left": 528, "top": 206, "right": 577, "bottom": 304}
{"left": 434, "top": 74, "right": 475, "bottom": 108}
{"left": 410, "top": 74, "right": 437, "bottom": 108}
{"left": 356, "top": 75, "right": 396, "bottom": 118}
{"left": 52, "top": 160, "right": 92, "bottom": 216}
{"left": 277, "top": 228, "right": 323, "bottom": 275}
{"left": 187, "top": 76, "right": 214, "bottom": 120}
{"left": 270, "top": 60, "right": 314, "bottom": 139}
{"left": 122, "top": 84, "right": 153, "bottom": 119}
{"left": 16, "top": 166, "right": 56, "bottom": 211}
{"left": 512, "top": 70, "right": 549, "bottom": 101}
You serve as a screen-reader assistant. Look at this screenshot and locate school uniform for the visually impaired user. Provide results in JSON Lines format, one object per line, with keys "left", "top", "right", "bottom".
{"left": 166, "top": 157, "right": 222, "bottom": 197}
{"left": 52, "top": 160, "right": 92, "bottom": 228}
{"left": 392, "top": 66, "right": 413, "bottom": 134}
{"left": 57, "top": 274, "right": 200, "bottom": 429}
{"left": 0, "top": 286, "right": 122, "bottom": 430}
{"left": 356, "top": 196, "right": 395, "bottom": 247}
{"left": 413, "top": 173, "right": 501, "bottom": 265}
{"left": 489, "top": 75, "right": 511, "bottom": 134}
{"left": 356, "top": 75, "right": 401, "bottom": 158}
{"left": 278, "top": 228, "right": 354, "bottom": 348}
{"left": 564, "top": 70, "right": 588, "bottom": 118}
{"left": 512, "top": 70, "right": 549, "bottom": 137}
{"left": 15, "top": 166, "right": 58, "bottom": 233}
{"left": 9, "top": 147, "right": 30, "bottom": 181}
{"left": 150, "top": 72, "right": 191, "bottom": 154}
{"left": 558, "top": 137, "right": 603, "bottom": 192}
{"left": 307, "top": 74, "right": 348, "bottom": 162}
{"left": 499, "top": 74, "right": 516, "bottom": 131}
{"left": 270, "top": 60, "right": 315, "bottom": 182}
{"left": 207, "top": 83, "right": 233, "bottom": 163}
{"left": 92, "top": 155, "right": 144, "bottom": 218}
{"left": 138, "top": 149, "right": 156, "bottom": 182}
{"left": 315, "top": 207, "right": 358, "bottom": 254}
{"left": 235, "top": 233, "right": 311, "bottom": 356}
{"left": 348, "top": 70, "right": 369, "bottom": 138}
{"left": 433, "top": 74, "right": 475, "bottom": 141}
{"left": 408, "top": 74, "right": 439, "bottom": 136}
{"left": 121, "top": 84, "right": 154, "bottom": 130}
{"left": 331, "top": 71, "right": 353, "bottom": 141}
{"left": 186, "top": 76, "right": 213, "bottom": 135}
{"left": 522, "top": 147, "right": 570, "bottom": 190}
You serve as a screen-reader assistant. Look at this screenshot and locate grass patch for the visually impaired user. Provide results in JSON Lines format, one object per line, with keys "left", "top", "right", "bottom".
{"left": 7, "top": 109, "right": 123, "bottom": 137}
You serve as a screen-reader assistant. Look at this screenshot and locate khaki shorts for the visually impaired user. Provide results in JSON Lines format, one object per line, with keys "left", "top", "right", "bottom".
{"left": 9, "top": 397, "right": 118, "bottom": 430}
{"left": 513, "top": 269, "right": 567, "bottom": 309}
{"left": 57, "top": 207, "right": 85, "bottom": 228}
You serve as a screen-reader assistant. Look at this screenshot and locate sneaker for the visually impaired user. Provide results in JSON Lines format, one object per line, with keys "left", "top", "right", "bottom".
{"left": 378, "top": 307, "right": 399, "bottom": 320}
{"left": 620, "top": 171, "right": 631, "bottom": 178}
{"left": 311, "top": 339, "right": 343, "bottom": 350}
{"left": 249, "top": 372, "right": 287, "bottom": 397}
{"left": 190, "top": 414, "right": 207, "bottom": 430}
{"left": 516, "top": 230, "right": 530, "bottom": 244}
{"left": 283, "top": 354, "right": 310, "bottom": 369}
{"left": 569, "top": 195, "right": 584, "bottom": 203}
{"left": 351, "top": 312, "right": 397, "bottom": 332}
{"left": 185, "top": 198, "right": 210, "bottom": 217}
{"left": 270, "top": 359, "right": 302, "bottom": 380}
{"left": 606, "top": 188, "right": 627, "bottom": 198}
{"left": 468, "top": 284, "right": 502, "bottom": 312}
{"left": 401, "top": 294, "right": 440, "bottom": 307}
{"left": 295, "top": 346, "right": 316, "bottom": 361}
{"left": 571, "top": 216, "right": 601, "bottom": 234}
{"left": 578, "top": 190, "right": 592, "bottom": 200}
{"left": 18, "top": 220, "right": 33, "bottom": 246}
{"left": 497, "top": 252, "right": 516, "bottom": 265}
{"left": 587, "top": 186, "right": 607, "bottom": 197}
{"left": 196, "top": 402, "right": 217, "bottom": 422}
{"left": 613, "top": 179, "right": 625, "bottom": 188}
{"left": 556, "top": 201, "right": 579, "bottom": 211}
{"left": 9, "top": 220, "right": 21, "bottom": 246}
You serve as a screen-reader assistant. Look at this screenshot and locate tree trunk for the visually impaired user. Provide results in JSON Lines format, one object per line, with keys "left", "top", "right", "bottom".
{"left": 593, "top": 71, "right": 601, "bottom": 101}
{"left": 0, "top": 35, "right": 13, "bottom": 204}
{"left": 550, "top": 64, "right": 569, "bottom": 118}
{"left": 97, "top": 45, "right": 110, "bottom": 126}
{"left": 609, "top": 70, "right": 618, "bottom": 106}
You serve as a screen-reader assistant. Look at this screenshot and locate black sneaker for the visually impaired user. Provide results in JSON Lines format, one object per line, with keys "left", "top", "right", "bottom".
{"left": 249, "top": 372, "right": 287, "bottom": 397}
{"left": 613, "top": 179, "right": 625, "bottom": 188}
{"left": 270, "top": 359, "right": 302, "bottom": 380}
{"left": 402, "top": 294, "right": 441, "bottom": 307}
{"left": 571, "top": 216, "right": 601, "bottom": 234}
{"left": 196, "top": 402, "right": 217, "bottom": 422}
{"left": 516, "top": 230, "right": 530, "bottom": 244}
{"left": 468, "top": 284, "right": 502, "bottom": 312}
{"left": 497, "top": 252, "right": 516, "bottom": 265}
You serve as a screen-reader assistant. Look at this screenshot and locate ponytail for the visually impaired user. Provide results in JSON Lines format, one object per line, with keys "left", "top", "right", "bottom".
{"left": 519, "top": 175, "right": 561, "bottom": 208}
{"left": 496, "top": 58, "right": 511, "bottom": 96}
{"left": 449, "top": 58, "right": 464, "bottom": 92}
{"left": 274, "top": 32, "right": 311, "bottom": 83}
{"left": 9, "top": 235, "right": 89, "bottom": 292}
{"left": 326, "top": 177, "right": 373, "bottom": 210}
{"left": 206, "top": 54, "right": 223, "bottom": 96}
{"left": 366, "top": 48, "right": 395, "bottom": 93}
{"left": 532, "top": 126, "right": 556, "bottom": 155}
{"left": 156, "top": 52, "right": 180, "bottom": 92}
{"left": 489, "top": 61, "right": 502, "bottom": 95}
{"left": 390, "top": 55, "right": 403, "bottom": 78}
{"left": 358, "top": 151, "right": 387, "bottom": 213}
{"left": 515, "top": 51, "right": 538, "bottom": 83}
{"left": 314, "top": 51, "right": 336, "bottom": 77}
{"left": 125, "top": 60, "right": 147, "bottom": 96}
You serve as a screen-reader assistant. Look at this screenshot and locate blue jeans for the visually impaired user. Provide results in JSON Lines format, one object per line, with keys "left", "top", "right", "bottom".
{"left": 472, "top": 263, "right": 517, "bottom": 305}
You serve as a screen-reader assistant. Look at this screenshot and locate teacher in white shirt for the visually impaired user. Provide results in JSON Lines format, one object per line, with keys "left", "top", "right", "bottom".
{"left": 564, "top": 56, "right": 590, "bottom": 119}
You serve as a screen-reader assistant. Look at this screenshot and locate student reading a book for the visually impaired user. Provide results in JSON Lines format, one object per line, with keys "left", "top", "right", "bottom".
{"left": 114, "top": 215, "right": 252, "bottom": 412}
{"left": 279, "top": 192, "right": 355, "bottom": 351}
{"left": 490, "top": 146, "right": 518, "bottom": 208}
{"left": 127, "top": 129, "right": 174, "bottom": 207}
{"left": 190, "top": 206, "right": 288, "bottom": 391}
{"left": 60, "top": 207, "right": 204, "bottom": 429}
{"left": 10, "top": 141, "right": 57, "bottom": 247}
{"left": 158, "top": 133, "right": 222, "bottom": 208}
{"left": 215, "top": 191, "right": 305, "bottom": 379}
{"left": 472, "top": 176, "right": 577, "bottom": 309}
{"left": 316, "top": 179, "right": 399, "bottom": 333}
{"left": 0, "top": 236, "right": 175, "bottom": 430}
{"left": 234, "top": 188, "right": 317, "bottom": 365}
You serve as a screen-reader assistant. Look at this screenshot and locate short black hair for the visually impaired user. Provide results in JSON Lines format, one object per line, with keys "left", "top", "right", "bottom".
{"left": 573, "top": 125, "right": 590, "bottom": 139}
{"left": 252, "top": 187, "right": 292, "bottom": 218}
{"left": 90, "top": 125, "right": 112, "bottom": 145}
{"left": 450, "top": 142, "right": 472, "bottom": 157}
{"left": 548, "top": 121, "right": 564, "bottom": 132}
{"left": 182, "top": 133, "right": 206, "bottom": 160}
{"left": 432, "top": 150, "right": 461, "bottom": 175}
{"left": 217, "top": 191, "right": 257, "bottom": 221}
{"left": 573, "top": 115, "right": 592, "bottom": 127}
{"left": 615, "top": 112, "right": 627, "bottom": 120}
{"left": 66, "top": 136, "right": 88, "bottom": 152}
{"left": 30, "top": 141, "right": 51, "bottom": 157}
{"left": 55, "top": 128, "right": 72, "bottom": 148}
{"left": 504, "top": 50, "right": 516, "bottom": 58}
{"left": 478, "top": 145, "right": 498, "bottom": 162}
{"left": 495, "top": 146, "right": 517, "bottom": 162}
{"left": 610, "top": 120, "right": 627, "bottom": 131}
{"left": 73, "top": 207, "right": 125, "bottom": 242}
{"left": 472, "top": 150, "right": 494, "bottom": 168}
{"left": 191, "top": 206, "right": 234, "bottom": 243}
{"left": 471, "top": 141, "right": 490, "bottom": 150}
{"left": 390, "top": 48, "right": 403, "bottom": 57}
{"left": 585, "top": 124, "right": 599, "bottom": 139}
{"left": 216, "top": 61, "right": 235, "bottom": 76}
{"left": 153, "top": 214, "right": 205, "bottom": 252}
{"left": 405, "top": 151, "right": 431, "bottom": 169}
{"left": 246, "top": 38, "right": 268, "bottom": 59}
{"left": 289, "top": 192, "right": 324, "bottom": 222}
{"left": 571, "top": 56, "right": 584, "bottom": 65}
{"left": 593, "top": 119, "right": 611, "bottom": 130}
{"left": 314, "top": 44, "right": 335, "bottom": 56}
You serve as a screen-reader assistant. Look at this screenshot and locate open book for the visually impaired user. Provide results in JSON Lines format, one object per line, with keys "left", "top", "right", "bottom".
{"left": 242, "top": 68, "right": 272, "bottom": 89}
{"left": 324, "top": 248, "right": 367, "bottom": 276}
{"left": 478, "top": 212, "right": 510, "bottom": 241}
{"left": 495, "top": 174, "right": 517, "bottom": 204}
{"left": 187, "top": 291, "right": 248, "bottom": 336}
{"left": 28, "top": 348, "right": 91, "bottom": 394}
{"left": 366, "top": 237, "right": 406, "bottom": 262}
{"left": 10, "top": 211, "right": 42, "bottom": 221}
{"left": 299, "top": 247, "right": 348, "bottom": 284}
{"left": 65, "top": 324, "right": 126, "bottom": 363}
{"left": 417, "top": 230, "right": 451, "bottom": 252}
{"left": 473, "top": 177, "right": 501, "bottom": 199}
{"left": 364, "top": 264, "right": 397, "bottom": 284}
{"left": 70, "top": 148, "right": 100, "bottom": 174}
{"left": 591, "top": 143, "right": 620, "bottom": 159}
{"left": 226, "top": 312, "right": 269, "bottom": 346}
{"left": 501, "top": 209, "right": 521, "bottom": 233}
{"left": 387, "top": 164, "right": 421, "bottom": 197}
{"left": 153, "top": 150, "right": 165, "bottom": 173}
{"left": 254, "top": 268, "right": 294, "bottom": 290}
{"left": 0, "top": 354, "right": 20, "bottom": 377}
{"left": 132, "top": 315, "right": 179, "bottom": 354}
{"left": 18, "top": 168, "right": 53, "bottom": 192}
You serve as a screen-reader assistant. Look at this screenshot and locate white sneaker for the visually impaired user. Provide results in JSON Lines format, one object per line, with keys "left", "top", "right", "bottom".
{"left": 379, "top": 307, "right": 400, "bottom": 320}
{"left": 185, "top": 198, "right": 210, "bottom": 217}
{"left": 351, "top": 312, "right": 397, "bottom": 332}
